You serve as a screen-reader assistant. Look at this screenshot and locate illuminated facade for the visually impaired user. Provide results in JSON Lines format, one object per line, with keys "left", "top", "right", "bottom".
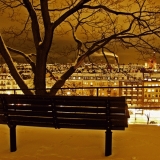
{"left": 1, "top": 61, "right": 160, "bottom": 108}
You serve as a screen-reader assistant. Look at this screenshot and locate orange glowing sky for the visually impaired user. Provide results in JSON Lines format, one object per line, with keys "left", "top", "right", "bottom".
{"left": 0, "top": 0, "right": 160, "bottom": 64}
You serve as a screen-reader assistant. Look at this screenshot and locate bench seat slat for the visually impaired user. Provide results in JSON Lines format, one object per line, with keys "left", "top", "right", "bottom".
{"left": 4, "top": 98, "right": 52, "bottom": 105}
{"left": 55, "top": 100, "right": 106, "bottom": 106}
{"left": 8, "top": 116, "right": 54, "bottom": 123}
{"left": 58, "top": 124, "right": 125, "bottom": 130}
{"left": 6, "top": 106, "right": 52, "bottom": 111}
{"left": 56, "top": 106, "right": 126, "bottom": 113}
{"left": 56, "top": 112, "right": 126, "bottom": 119}
{"left": 3, "top": 95, "right": 51, "bottom": 103}
{"left": 57, "top": 118, "right": 127, "bottom": 124}
{"left": 6, "top": 103, "right": 52, "bottom": 107}
{"left": 4, "top": 109, "right": 127, "bottom": 118}
{"left": 5, "top": 106, "right": 126, "bottom": 114}
{"left": 11, "top": 121, "right": 55, "bottom": 128}
{"left": 54, "top": 96, "right": 125, "bottom": 101}
{"left": 6, "top": 110, "right": 53, "bottom": 117}
{"left": 54, "top": 101, "right": 126, "bottom": 108}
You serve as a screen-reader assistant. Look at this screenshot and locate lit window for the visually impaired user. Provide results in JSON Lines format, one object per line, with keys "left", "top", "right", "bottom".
{"left": 148, "top": 89, "right": 151, "bottom": 92}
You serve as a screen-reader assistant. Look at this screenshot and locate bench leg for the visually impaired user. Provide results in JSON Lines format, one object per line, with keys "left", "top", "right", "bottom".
{"left": 9, "top": 125, "right": 17, "bottom": 152}
{"left": 105, "top": 129, "right": 112, "bottom": 156}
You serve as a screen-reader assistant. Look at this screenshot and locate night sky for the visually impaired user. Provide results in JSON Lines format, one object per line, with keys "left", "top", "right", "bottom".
{"left": 0, "top": 0, "right": 160, "bottom": 64}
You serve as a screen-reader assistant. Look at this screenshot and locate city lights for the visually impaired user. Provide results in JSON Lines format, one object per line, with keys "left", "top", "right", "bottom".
{"left": 0, "top": 47, "right": 160, "bottom": 124}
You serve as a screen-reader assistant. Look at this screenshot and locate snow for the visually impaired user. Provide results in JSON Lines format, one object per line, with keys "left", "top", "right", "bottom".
{"left": 0, "top": 124, "right": 160, "bottom": 160}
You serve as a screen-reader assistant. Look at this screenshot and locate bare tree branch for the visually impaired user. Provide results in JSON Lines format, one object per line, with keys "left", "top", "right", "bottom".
{"left": 0, "top": 34, "right": 33, "bottom": 95}
{"left": 23, "top": 0, "right": 41, "bottom": 48}
{"left": 7, "top": 46, "right": 36, "bottom": 73}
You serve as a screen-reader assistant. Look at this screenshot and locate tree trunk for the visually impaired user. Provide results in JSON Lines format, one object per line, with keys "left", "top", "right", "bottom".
{"left": 35, "top": 48, "right": 48, "bottom": 95}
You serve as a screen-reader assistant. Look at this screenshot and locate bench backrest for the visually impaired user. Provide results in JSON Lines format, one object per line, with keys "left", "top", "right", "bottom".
{"left": 0, "top": 95, "right": 129, "bottom": 130}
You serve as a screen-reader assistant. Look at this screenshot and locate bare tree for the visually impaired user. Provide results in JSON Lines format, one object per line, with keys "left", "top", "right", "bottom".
{"left": 0, "top": 0, "right": 160, "bottom": 95}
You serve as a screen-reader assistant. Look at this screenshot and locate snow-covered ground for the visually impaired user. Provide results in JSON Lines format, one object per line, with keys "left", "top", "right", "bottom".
{"left": 0, "top": 124, "right": 160, "bottom": 160}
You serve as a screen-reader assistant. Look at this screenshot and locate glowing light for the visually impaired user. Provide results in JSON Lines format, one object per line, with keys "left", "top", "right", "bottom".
{"left": 7, "top": 91, "right": 11, "bottom": 95}
{"left": 67, "top": 91, "right": 71, "bottom": 95}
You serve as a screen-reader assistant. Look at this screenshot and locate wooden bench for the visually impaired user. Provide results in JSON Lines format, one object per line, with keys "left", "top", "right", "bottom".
{"left": 0, "top": 94, "right": 129, "bottom": 156}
